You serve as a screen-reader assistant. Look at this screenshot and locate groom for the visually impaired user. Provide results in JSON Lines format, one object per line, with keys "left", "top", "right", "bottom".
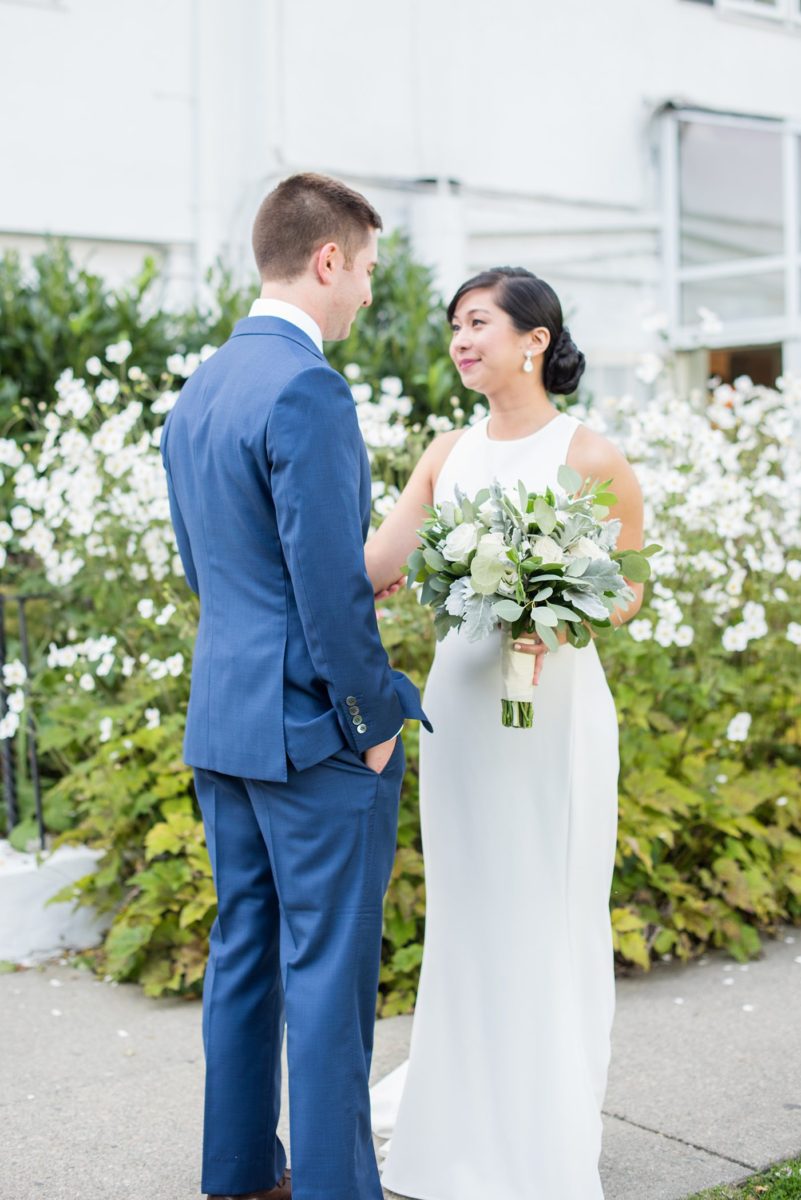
{"left": 161, "top": 173, "right": 431, "bottom": 1200}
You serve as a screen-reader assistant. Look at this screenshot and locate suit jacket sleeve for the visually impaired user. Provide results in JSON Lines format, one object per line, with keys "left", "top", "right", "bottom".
{"left": 160, "top": 420, "right": 199, "bottom": 596}
{"left": 268, "top": 364, "right": 408, "bottom": 753}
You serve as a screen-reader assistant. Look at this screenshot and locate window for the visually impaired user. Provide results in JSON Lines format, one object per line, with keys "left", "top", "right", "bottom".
{"left": 709, "top": 344, "right": 783, "bottom": 386}
{"left": 662, "top": 109, "right": 801, "bottom": 348}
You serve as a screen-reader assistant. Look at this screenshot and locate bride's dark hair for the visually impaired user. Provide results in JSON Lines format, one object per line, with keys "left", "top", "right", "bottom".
{"left": 446, "top": 267, "right": 586, "bottom": 396}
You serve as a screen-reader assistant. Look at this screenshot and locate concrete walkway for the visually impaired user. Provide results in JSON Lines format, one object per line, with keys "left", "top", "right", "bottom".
{"left": 1, "top": 932, "right": 799, "bottom": 1200}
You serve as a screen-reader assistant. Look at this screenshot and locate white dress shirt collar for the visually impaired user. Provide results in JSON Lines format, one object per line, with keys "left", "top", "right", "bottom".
{"left": 249, "top": 298, "right": 323, "bottom": 353}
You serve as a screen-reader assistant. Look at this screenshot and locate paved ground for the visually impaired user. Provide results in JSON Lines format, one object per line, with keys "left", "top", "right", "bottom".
{"left": 1, "top": 931, "right": 799, "bottom": 1200}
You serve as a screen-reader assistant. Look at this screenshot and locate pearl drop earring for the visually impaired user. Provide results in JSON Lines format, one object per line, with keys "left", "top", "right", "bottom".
{"left": 523, "top": 350, "right": 534, "bottom": 374}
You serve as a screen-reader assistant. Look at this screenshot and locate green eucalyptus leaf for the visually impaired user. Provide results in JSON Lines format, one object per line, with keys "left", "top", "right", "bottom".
{"left": 557, "top": 464, "right": 583, "bottom": 494}
{"left": 533, "top": 497, "right": 557, "bottom": 536}
{"left": 618, "top": 553, "right": 651, "bottom": 583}
{"left": 423, "top": 547, "right": 447, "bottom": 571}
{"left": 529, "top": 606, "right": 558, "bottom": 626}
{"left": 535, "top": 621, "right": 560, "bottom": 651}
{"left": 493, "top": 599, "right": 524, "bottom": 622}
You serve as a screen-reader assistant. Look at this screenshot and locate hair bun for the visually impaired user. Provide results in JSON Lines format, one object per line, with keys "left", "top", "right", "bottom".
{"left": 543, "top": 327, "right": 585, "bottom": 396}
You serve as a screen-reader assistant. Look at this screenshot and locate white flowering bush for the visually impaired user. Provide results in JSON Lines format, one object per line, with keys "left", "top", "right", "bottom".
{"left": 568, "top": 369, "right": 801, "bottom": 968}
{"left": 1, "top": 320, "right": 800, "bottom": 999}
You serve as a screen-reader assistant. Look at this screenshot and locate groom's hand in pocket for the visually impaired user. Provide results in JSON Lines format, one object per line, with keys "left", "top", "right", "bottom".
{"left": 364, "top": 735, "right": 398, "bottom": 775}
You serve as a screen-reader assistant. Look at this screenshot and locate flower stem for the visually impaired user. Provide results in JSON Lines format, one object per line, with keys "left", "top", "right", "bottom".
{"left": 501, "top": 699, "right": 534, "bottom": 728}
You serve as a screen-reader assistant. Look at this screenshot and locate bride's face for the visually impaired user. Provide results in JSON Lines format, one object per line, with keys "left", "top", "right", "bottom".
{"left": 449, "top": 287, "right": 531, "bottom": 394}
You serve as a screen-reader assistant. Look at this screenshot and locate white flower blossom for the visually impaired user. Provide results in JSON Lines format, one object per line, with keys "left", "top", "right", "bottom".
{"left": 10, "top": 505, "right": 32, "bottom": 531}
{"left": 137, "top": 598, "right": 155, "bottom": 619}
{"left": 628, "top": 618, "right": 653, "bottom": 642}
{"left": 442, "top": 522, "right": 479, "bottom": 563}
{"left": 106, "top": 339, "right": 133, "bottom": 364}
{"left": 96, "top": 379, "right": 120, "bottom": 405}
{"left": 144, "top": 707, "right": 161, "bottom": 730}
{"left": 787, "top": 623, "right": 801, "bottom": 647}
{"left": 726, "top": 712, "right": 752, "bottom": 742}
{"left": 7, "top": 690, "right": 25, "bottom": 714}
{"left": 2, "top": 660, "right": 27, "bottom": 687}
{"left": 85, "top": 356, "right": 103, "bottom": 376}
{"left": 99, "top": 717, "right": 113, "bottom": 743}
{"left": 0, "top": 712, "right": 20, "bottom": 740}
{"left": 79, "top": 673, "right": 96, "bottom": 692}
{"left": 722, "top": 625, "right": 749, "bottom": 653}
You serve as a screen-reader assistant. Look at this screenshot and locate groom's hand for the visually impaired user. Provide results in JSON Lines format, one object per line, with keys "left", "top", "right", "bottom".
{"left": 363, "top": 735, "right": 397, "bottom": 775}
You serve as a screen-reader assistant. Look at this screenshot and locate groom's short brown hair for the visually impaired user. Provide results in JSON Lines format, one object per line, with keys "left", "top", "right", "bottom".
{"left": 252, "top": 173, "right": 383, "bottom": 282}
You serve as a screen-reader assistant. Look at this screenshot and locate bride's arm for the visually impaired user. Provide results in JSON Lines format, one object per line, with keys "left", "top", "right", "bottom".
{"left": 568, "top": 425, "right": 645, "bottom": 626}
{"left": 366, "top": 430, "right": 464, "bottom": 595}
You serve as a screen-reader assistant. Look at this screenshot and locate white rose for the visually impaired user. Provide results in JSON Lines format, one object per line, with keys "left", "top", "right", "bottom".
{"left": 570, "top": 536, "right": 608, "bottom": 562}
{"left": 442, "top": 522, "right": 480, "bottom": 563}
{"left": 530, "top": 535, "right": 565, "bottom": 564}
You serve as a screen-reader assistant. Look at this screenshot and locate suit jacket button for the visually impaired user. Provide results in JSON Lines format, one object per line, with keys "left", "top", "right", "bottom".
{"left": 352, "top": 715, "right": 362, "bottom": 725}
{"left": 346, "top": 695, "right": 357, "bottom": 706}
{"left": 356, "top": 723, "right": 367, "bottom": 734}
{"left": 348, "top": 705, "right": 360, "bottom": 715}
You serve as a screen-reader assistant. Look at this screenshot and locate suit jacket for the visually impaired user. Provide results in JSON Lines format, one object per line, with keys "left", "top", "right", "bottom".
{"left": 161, "top": 315, "right": 431, "bottom": 782}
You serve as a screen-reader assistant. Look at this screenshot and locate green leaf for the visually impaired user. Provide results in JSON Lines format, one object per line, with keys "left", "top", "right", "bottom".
{"left": 529, "top": 606, "right": 558, "bottom": 626}
{"left": 406, "top": 548, "right": 424, "bottom": 580}
{"left": 535, "top": 622, "right": 560, "bottom": 651}
{"left": 548, "top": 603, "right": 581, "bottom": 622}
{"left": 493, "top": 599, "right": 524, "bottom": 622}
{"left": 470, "top": 556, "right": 505, "bottom": 595}
{"left": 557, "top": 464, "right": 583, "bottom": 494}
{"left": 533, "top": 497, "right": 557, "bottom": 536}
{"left": 618, "top": 552, "right": 651, "bottom": 583}
{"left": 422, "top": 547, "right": 447, "bottom": 571}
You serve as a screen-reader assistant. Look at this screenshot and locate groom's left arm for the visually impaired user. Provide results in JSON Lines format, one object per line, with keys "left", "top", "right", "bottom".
{"left": 268, "top": 364, "right": 428, "bottom": 754}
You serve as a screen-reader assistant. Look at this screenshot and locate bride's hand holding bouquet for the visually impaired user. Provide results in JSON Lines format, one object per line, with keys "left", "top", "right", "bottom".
{"left": 406, "top": 465, "right": 659, "bottom": 727}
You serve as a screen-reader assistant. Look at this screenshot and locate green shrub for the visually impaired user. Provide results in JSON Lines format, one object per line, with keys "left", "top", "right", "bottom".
{"left": 1, "top": 245, "right": 799, "bottom": 1011}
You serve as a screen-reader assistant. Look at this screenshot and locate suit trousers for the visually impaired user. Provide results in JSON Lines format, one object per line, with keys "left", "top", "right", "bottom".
{"left": 194, "top": 737, "right": 405, "bottom": 1199}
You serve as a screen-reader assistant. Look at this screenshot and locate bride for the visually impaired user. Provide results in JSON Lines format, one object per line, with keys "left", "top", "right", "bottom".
{"left": 364, "top": 267, "right": 645, "bottom": 1199}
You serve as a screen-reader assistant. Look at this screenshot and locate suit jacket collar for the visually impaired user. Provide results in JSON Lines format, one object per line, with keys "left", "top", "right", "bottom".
{"left": 231, "top": 316, "right": 325, "bottom": 361}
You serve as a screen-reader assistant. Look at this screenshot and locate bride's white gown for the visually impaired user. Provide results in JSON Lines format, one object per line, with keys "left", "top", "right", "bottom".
{"left": 371, "top": 413, "right": 619, "bottom": 1200}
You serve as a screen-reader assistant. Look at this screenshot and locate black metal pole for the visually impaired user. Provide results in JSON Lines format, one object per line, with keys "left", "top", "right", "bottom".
{"left": 0, "top": 593, "right": 19, "bottom": 831}
{"left": 17, "top": 598, "right": 45, "bottom": 850}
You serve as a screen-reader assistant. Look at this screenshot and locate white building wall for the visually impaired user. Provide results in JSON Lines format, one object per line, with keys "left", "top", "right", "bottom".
{"left": 1, "top": 0, "right": 799, "bottom": 386}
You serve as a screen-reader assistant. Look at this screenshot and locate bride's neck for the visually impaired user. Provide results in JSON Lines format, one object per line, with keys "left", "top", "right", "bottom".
{"left": 483, "top": 382, "right": 555, "bottom": 439}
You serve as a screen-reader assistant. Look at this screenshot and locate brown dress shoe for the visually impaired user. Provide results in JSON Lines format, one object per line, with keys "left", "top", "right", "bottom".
{"left": 207, "top": 1168, "right": 291, "bottom": 1200}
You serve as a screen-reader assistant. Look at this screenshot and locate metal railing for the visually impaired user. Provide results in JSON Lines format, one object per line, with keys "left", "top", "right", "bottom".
{"left": 0, "top": 591, "right": 47, "bottom": 850}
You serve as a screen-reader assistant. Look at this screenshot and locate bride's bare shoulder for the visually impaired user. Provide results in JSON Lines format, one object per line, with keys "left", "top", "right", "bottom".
{"left": 567, "top": 421, "right": 632, "bottom": 479}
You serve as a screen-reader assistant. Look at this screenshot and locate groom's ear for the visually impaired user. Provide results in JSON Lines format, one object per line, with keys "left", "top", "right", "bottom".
{"left": 313, "top": 241, "right": 341, "bottom": 286}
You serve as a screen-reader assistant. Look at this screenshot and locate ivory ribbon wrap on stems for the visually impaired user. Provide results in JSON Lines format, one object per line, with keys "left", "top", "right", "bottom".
{"left": 500, "top": 633, "right": 537, "bottom": 727}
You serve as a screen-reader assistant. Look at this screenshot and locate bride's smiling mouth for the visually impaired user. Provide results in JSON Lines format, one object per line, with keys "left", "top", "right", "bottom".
{"left": 458, "top": 357, "right": 480, "bottom": 371}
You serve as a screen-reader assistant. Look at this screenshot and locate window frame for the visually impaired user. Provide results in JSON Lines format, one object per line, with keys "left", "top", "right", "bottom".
{"left": 717, "top": 0, "right": 801, "bottom": 28}
{"left": 662, "top": 108, "right": 801, "bottom": 350}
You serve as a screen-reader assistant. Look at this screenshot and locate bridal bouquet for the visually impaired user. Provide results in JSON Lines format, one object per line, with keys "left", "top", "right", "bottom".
{"left": 407, "top": 465, "right": 658, "bottom": 727}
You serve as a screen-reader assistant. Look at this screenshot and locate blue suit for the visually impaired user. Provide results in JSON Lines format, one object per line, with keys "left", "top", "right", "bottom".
{"left": 161, "top": 315, "right": 430, "bottom": 1198}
